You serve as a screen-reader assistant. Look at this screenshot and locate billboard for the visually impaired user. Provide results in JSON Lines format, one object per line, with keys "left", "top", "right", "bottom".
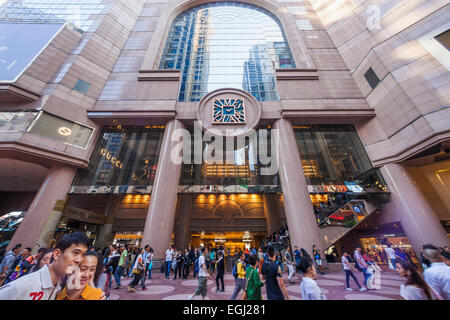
{"left": 0, "top": 22, "right": 64, "bottom": 82}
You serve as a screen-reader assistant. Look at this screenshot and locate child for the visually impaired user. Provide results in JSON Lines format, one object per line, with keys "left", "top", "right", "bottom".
{"left": 299, "top": 257, "right": 326, "bottom": 300}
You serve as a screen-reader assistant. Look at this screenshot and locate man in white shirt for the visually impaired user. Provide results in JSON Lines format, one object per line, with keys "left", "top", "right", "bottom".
{"left": 299, "top": 257, "right": 326, "bottom": 300}
{"left": 189, "top": 247, "right": 209, "bottom": 300}
{"left": 0, "top": 232, "right": 88, "bottom": 300}
{"left": 164, "top": 245, "right": 174, "bottom": 279}
{"left": 384, "top": 244, "right": 398, "bottom": 270}
{"left": 422, "top": 244, "right": 450, "bottom": 300}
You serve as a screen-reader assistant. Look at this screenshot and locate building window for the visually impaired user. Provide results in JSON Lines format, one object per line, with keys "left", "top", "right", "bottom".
{"left": 160, "top": 2, "right": 295, "bottom": 102}
{"left": 364, "top": 67, "right": 380, "bottom": 90}
{"left": 73, "top": 79, "right": 91, "bottom": 94}
{"left": 435, "top": 29, "right": 450, "bottom": 50}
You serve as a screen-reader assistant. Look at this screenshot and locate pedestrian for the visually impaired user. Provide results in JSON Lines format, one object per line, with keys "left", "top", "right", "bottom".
{"left": 384, "top": 244, "right": 398, "bottom": 270}
{"left": 174, "top": 250, "right": 183, "bottom": 280}
{"left": 142, "top": 245, "right": 151, "bottom": 283}
{"left": 182, "top": 249, "right": 190, "bottom": 279}
{"left": 245, "top": 254, "right": 265, "bottom": 300}
{"left": 293, "top": 245, "right": 301, "bottom": 271}
{"left": 128, "top": 248, "right": 145, "bottom": 293}
{"left": 261, "top": 246, "right": 290, "bottom": 300}
{"left": 422, "top": 244, "right": 449, "bottom": 299}
{"left": 230, "top": 252, "right": 247, "bottom": 300}
{"left": 210, "top": 249, "right": 216, "bottom": 273}
{"left": 164, "top": 245, "right": 174, "bottom": 279}
{"left": 31, "top": 249, "right": 53, "bottom": 273}
{"left": 192, "top": 247, "right": 199, "bottom": 278}
{"left": 299, "top": 257, "right": 326, "bottom": 300}
{"left": 354, "top": 246, "right": 369, "bottom": 289}
{"left": 0, "top": 232, "right": 88, "bottom": 300}
{"left": 215, "top": 251, "right": 225, "bottom": 292}
{"left": 312, "top": 245, "right": 325, "bottom": 274}
{"left": 342, "top": 250, "right": 366, "bottom": 292}
{"left": 113, "top": 245, "right": 126, "bottom": 289}
{"left": 0, "top": 244, "right": 21, "bottom": 286}
{"left": 56, "top": 251, "right": 104, "bottom": 300}
{"left": 139, "top": 246, "right": 149, "bottom": 290}
{"left": 396, "top": 260, "right": 435, "bottom": 300}
{"left": 284, "top": 247, "right": 295, "bottom": 283}
{"left": 188, "top": 247, "right": 209, "bottom": 300}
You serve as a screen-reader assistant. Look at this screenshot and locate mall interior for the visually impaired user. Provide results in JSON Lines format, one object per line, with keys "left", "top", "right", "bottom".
{"left": 0, "top": 0, "right": 449, "bottom": 266}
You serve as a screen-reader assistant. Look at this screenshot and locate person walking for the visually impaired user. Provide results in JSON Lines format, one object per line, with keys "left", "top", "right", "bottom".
{"left": 245, "top": 254, "right": 265, "bottom": 300}
{"left": 215, "top": 251, "right": 225, "bottom": 292}
{"left": 354, "top": 246, "right": 369, "bottom": 290}
{"left": 128, "top": 248, "right": 145, "bottom": 293}
{"left": 210, "top": 249, "right": 216, "bottom": 273}
{"left": 188, "top": 247, "right": 209, "bottom": 300}
{"left": 312, "top": 245, "right": 325, "bottom": 275}
{"left": 384, "top": 244, "right": 399, "bottom": 270}
{"left": 164, "top": 245, "right": 174, "bottom": 279}
{"left": 342, "top": 250, "right": 366, "bottom": 292}
{"left": 139, "top": 246, "right": 149, "bottom": 290}
{"left": 261, "top": 246, "right": 289, "bottom": 300}
{"left": 293, "top": 246, "right": 301, "bottom": 271}
{"left": 284, "top": 247, "right": 295, "bottom": 284}
{"left": 230, "top": 252, "right": 247, "bottom": 300}
{"left": 182, "top": 249, "right": 190, "bottom": 279}
{"left": 422, "top": 244, "right": 449, "bottom": 300}
{"left": 113, "top": 245, "right": 127, "bottom": 289}
{"left": 299, "top": 257, "right": 326, "bottom": 300}
{"left": 396, "top": 260, "right": 435, "bottom": 300}
{"left": 174, "top": 250, "right": 183, "bottom": 280}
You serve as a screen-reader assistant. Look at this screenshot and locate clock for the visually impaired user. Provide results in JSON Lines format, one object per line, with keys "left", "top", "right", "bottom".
{"left": 212, "top": 98, "right": 246, "bottom": 124}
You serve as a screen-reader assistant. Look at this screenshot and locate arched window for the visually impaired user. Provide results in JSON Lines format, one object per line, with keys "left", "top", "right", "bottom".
{"left": 160, "top": 1, "right": 295, "bottom": 102}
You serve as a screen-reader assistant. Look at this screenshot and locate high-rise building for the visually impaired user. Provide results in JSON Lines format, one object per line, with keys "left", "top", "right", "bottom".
{"left": 0, "top": 0, "right": 448, "bottom": 265}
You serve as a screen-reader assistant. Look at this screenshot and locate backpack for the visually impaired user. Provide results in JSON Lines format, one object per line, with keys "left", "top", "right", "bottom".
{"left": 232, "top": 261, "right": 239, "bottom": 279}
{"left": 194, "top": 257, "right": 200, "bottom": 273}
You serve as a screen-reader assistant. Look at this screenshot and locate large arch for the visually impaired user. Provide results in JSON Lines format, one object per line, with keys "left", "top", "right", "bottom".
{"left": 139, "top": 0, "right": 316, "bottom": 72}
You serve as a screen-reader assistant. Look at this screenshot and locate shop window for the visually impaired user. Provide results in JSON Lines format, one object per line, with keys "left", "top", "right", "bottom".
{"left": 364, "top": 67, "right": 380, "bottom": 90}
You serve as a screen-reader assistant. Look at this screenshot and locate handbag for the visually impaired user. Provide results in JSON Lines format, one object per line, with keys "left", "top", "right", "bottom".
{"left": 241, "top": 269, "right": 255, "bottom": 300}
{"left": 132, "top": 268, "right": 140, "bottom": 275}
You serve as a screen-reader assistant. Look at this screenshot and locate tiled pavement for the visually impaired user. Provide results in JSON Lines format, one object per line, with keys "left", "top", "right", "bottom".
{"left": 108, "top": 269, "right": 405, "bottom": 300}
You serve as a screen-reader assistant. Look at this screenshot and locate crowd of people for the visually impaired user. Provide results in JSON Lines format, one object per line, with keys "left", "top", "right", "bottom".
{"left": 0, "top": 229, "right": 448, "bottom": 300}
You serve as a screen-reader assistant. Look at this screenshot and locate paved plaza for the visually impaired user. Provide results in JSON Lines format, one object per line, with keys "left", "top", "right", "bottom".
{"left": 109, "top": 269, "right": 405, "bottom": 300}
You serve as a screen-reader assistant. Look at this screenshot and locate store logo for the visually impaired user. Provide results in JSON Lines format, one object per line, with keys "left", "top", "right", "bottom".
{"left": 58, "top": 127, "right": 72, "bottom": 136}
{"left": 212, "top": 98, "right": 246, "bottom": 124}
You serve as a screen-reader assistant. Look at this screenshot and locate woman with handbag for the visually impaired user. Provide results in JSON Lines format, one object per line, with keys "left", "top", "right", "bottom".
{"left": 128, "top": 248, "right": 145, "bottom": 293}
{"left": 242, "top": 255, "right": 265, "bottom": 300}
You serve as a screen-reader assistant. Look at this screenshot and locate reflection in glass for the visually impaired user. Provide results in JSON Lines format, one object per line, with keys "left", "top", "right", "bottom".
{"left": 180, "top": 128, "right": 279, "bottom": 187}
{"left": 293, "top": 125, "right": 375, "bottom": 185}
{"left": 160, "top": 2, "right": 295, "bottom": 102}
{"left": 73, "top": 126, "right": 164, "bottom": 186}
{"left": 0, "top": 111, "right": 38, "bottom": 131}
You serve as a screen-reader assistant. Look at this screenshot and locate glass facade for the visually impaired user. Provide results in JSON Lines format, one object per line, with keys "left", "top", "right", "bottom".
{"left": 0, "top": 0, "right": 108, "bottom": 32}
{"left": 160, "top": 2, "right": 295, "bottom": 102}
{"left": 293, "top": 124, "right": 375, "bottom": 185}
{"left": 180, "top": 128, "right": 280, "bottom": 189}
{"left": 73, "top": 126, "right": 165, "bottom": 187}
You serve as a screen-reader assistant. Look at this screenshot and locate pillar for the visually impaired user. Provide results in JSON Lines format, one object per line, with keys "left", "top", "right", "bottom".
{"left": 7, "top": 165, "right": 77, "bottom": 252}
{"left": 141, "top": 119, "right": 185, "bottom": 259}
{"left": 380, "top": 163, "right": 449, "bottom": 255}
{"left": 94, "top": 195, "right": 121, "bottom": 249}
{"left": 263, "top": 194, "right": 280, "bottom": 235}
{"left": 173, "top": 194, "right": 192, "bottom": 250}
{"left": 273, "top": 118, "right": 325, "bottom": 258}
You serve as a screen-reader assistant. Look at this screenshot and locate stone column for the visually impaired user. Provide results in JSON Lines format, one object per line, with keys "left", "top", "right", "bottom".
{"left": 141, "top": 119, "right": 185, "bottom": 259}
{"left": 173, "top": 194, "right": 192, "bottom": 250}
{"left": 94, "top": 195, "right": 121, "bottom": 249}
{"left": 7, "top": 165, "right": 77, "bottom": 252}
{"left": 273, "top": 118, "right": 325, "bottom": 258}
{"left": 380, "top": 163, "right": 449, "bottom": 255}
{"left": 263, "top": 194, "right": 280, "bottom": 235}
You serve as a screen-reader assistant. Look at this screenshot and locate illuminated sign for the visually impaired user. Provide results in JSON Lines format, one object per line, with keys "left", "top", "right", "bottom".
{"left": 100, "top": 148, "right": 123, "bottom": 169}
{"left": 58, "top": 126, "right": 72, "bottom": 136}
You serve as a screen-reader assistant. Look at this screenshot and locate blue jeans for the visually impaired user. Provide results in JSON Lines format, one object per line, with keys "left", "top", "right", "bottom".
{"left": 345, "top": 270, "right": 361, "bottom": 289}
{"left": 114, "top": 265, "right": 123, "bottom": 287}
{"left": 165, "top": 261, "right": 172, "bottom": 278}
{"left": 361, "top": 267, "right": 370, "bottom": 286}
{"left": 390, "top": 258, "right": 397, "bottom": 270}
